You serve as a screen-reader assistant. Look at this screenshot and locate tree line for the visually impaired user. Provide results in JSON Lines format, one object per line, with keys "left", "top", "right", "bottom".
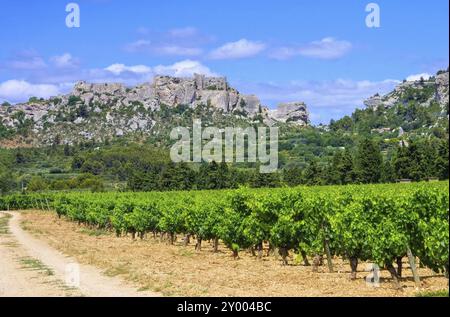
{"left": 1, "top": 136, "right": 448, "bottom": 194}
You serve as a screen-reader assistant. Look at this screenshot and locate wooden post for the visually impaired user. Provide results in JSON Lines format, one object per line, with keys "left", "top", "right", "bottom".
{"left": 322, "top": 223, "right": 334, "bottom": 273}
{"left": 407, "top": 247, "right": 421, "bottom": 288}
{"left": 324, "top": 239, "right": 334, "bottom": 273}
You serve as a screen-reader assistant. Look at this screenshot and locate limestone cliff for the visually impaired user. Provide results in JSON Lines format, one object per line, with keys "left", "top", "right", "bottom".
{"left": 0, "top": 74, "right": 309, "bottom": 146}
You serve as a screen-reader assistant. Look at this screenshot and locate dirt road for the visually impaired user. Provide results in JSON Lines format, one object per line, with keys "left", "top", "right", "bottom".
{"left": 0, "top": 212, "right": 160, "bottom": 297}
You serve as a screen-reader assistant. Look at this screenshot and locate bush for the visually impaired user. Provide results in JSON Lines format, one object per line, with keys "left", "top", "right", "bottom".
{"left": 27, "top": 176, "right": 48, "bottom": 192}
{"left": 68, "top": 95, "right": 83, "bottom": 106}
{"left": 49, "top": 167, "right": 64, "bottom": 174}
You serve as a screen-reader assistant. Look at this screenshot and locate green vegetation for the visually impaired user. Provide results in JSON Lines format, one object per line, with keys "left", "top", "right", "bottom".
{"left": 0, "top": 132, "right": 447, "bottom": 195}
{"left": 415, "top": 289, "right": 449, "bottom": 297}
{"left": 0, "top": 213, "right": 11, "bottom": 234}
{"left": 1, "top": 181, "right": 448, "bottom": 286}
{"left": 20, "top": 256, "right": 54, "bottom": 276}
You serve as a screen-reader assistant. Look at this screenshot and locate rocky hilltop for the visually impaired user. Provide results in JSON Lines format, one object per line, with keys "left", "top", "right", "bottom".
{"left": 364, "top": 70, "right": 449, "bottom": 111}
{"left": 0, "top": 74, "right": 309, "bottom": 146}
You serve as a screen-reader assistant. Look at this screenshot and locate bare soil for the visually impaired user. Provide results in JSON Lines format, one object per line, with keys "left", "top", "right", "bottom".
{"left": 0, "top": 211, "right": 159, "bottom": 297}
{"left": 16, "top": 210, "right": 449, "bottom": 297}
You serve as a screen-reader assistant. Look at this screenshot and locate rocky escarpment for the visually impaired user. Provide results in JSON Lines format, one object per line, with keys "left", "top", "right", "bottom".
{"left": 364, "top": 70, "right": 449, "bottom": 111}
{"left": 0, "top": 74, "right": 309, "bottom": 146}
{"left": 270, "top": 102, "right": 309, "bottom": 126}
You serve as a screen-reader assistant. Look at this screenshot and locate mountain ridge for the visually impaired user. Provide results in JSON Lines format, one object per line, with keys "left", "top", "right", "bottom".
{"left": 0, "top": 74, "right": 309, "bottom": 146}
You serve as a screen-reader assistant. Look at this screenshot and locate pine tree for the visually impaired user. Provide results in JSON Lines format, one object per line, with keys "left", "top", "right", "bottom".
{"left": 355, "top": 139, "right": 382, "bottom": 184}
{"left": 303, "top": 160, "right": 324, "bottom": 186}
{"left": 380, "top": 159, "right": 396, "bottom": 183}
{"left": 393, "top": 145, "right": 411, "bottom": 180}
{"left": 435, "top": 138, "right": 449, "bottom": 180}
{"left": 282, "top": 166, "right": 303, "bottom": 186}
{"left": 328, "top": 149, "right": 356, "bottom": 185}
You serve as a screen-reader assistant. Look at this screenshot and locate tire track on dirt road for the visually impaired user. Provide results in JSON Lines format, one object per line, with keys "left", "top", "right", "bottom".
{"left": 0, "top": 211, "right": 160, "bottom": 297}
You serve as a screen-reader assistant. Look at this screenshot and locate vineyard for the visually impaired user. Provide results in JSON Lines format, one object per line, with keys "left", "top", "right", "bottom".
{"left": 1, "top": 181, "right": 448, "bottom": 289}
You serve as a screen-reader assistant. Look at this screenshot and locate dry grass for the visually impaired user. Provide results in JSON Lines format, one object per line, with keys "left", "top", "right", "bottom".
{"left": 20, "top": 211, "right": 449, "bottom": 297}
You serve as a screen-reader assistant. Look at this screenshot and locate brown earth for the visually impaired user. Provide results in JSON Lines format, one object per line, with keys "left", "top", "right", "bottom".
{"left": 0, "top": 211, "right": 159, "bottom": 297}
{"left": 15, "top": 210, "right": 449, "bottom": 297}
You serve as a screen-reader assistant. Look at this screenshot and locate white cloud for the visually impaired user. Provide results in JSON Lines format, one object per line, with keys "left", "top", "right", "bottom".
{"left": 104, "top": 60, "right": 215, "bottom": 79}
{"left": 154, "top": 46, "right": 203, "bottom": 56}
{"left": 168, "top": 27, "right": 198, "bottom": 38}
{"left": 104, "top": 63, "right": 152, "bottom": 75}
{"left": 125, "top": 40, "right": 202, "bottom": 56}
{"left": 270, "top": 37, "right": 352, "bottom": 60}
{"left": 6, "top": 51, "right": 47, "bottom": 70}
{"left": 153, "top": 60, "right": 218, "bottom": 77}
{"left": 406, "top": 73, "right": 432, "bottom": 82}
{"left": 136, "top": 27, "right": 151, "bottom": 35}
{"left": 0, "top": 60, "right": 218, "bottom": 103}
{"left": 0, "top": 80, "right": 63, "bottom": 103}
{"left": 209, "top": 39, "right": 266, "bottom": 60}
{"left": 268, "top": 47, "right": 298, "bottom": 60}
{"left": 124, "top": 40, "right": 152, "bottom": 52}
{"left": 50, "top": 53, "right": 79, "bottom": 69}
{"left": 235, "top": 78, "right": 399, "bottom": 124}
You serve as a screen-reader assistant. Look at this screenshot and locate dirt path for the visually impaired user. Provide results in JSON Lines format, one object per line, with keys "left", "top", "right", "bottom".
{"left": 0, "top": 213, "right": 81, "bottom": 297}
{"left": 0, "top": 212, "right": 160, "bottom": 297}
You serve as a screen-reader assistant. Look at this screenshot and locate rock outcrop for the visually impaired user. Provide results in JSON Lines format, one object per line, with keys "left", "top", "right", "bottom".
{"left": 0, "top": 74, "right": 310, "bottom": 145}
{"left": 364, "top": 69, "right": 449, "bottom": 111}
{"left": 270, "top": 102, "right": 309, "bottom": 126}
{"left": 436, "top": 71, "right": 449, "bottom": 107}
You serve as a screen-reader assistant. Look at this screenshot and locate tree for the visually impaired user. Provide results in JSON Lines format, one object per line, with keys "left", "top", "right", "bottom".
{"left": 217, "top": 162, "right": 231, "bottom": 189}
{"left": 282, "top": 166, "right": 303, "bottom": 186}
{"left": 435, "top": 139, "right": 449, "bottom": 180}
{"left": 330, "top": 116, "right": 353, "bottom": 132}
{"left": 64, "top": 144, "right": 73, "bottom": 156}
{"left": 393, "top": 145, "right": 411, "bottom": 180}
{"left": 197, "top": 161, "right": 233, "bottom": 190}
{"left": 303, "top": 160, "right": 324, "bottom": 186}
{"left": 80, "top": 159, "right": 104, "bottom": 175}
{"left": 251, "top": 163, "right": 281, "bottom": 188}
{"left": 328, "top": 149, "right": 356, "bottom": 185}
{"left": 27, "top": 176, "right": 48, "bottom": 192}
{"left": 355, "top": 139, "right": 382, "bottom": 183}
{"left": 380, "top": 159, "right": 396, "bottom": 183}
{"left": 0, "top": 171, "right": 16, "bottom": 194}
{"left": 393, "top": 139, "right": 442, "bottom": 181}
{"left": 14, "top": 150, "right": 27, "bottom": 164}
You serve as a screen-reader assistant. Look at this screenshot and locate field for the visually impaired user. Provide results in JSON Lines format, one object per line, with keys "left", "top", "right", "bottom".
{"left": 19, "top": 210, "right": 448, "bottom": 296}
{"left": 1, "top": 181, "right": 449, "bottom": 297}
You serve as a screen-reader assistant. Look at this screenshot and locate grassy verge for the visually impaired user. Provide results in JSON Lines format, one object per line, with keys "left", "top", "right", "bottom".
{"left": 19, "top": 256, "right": 54, "bottom": 276}
{"left": 0, "top": 213, "right": 11, "bottom": 235}
{"left": 415, "top": 289, "right": 449, "bottom": 297}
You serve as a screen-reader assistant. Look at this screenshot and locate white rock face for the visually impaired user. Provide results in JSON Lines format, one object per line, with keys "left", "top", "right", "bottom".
{"left": 436, "top": 71, "right": 449, "bottom": 108}
{"left": 364, "top": 94, "right": 384, "bottom": 110}
{"left": 153, "top": 76, "right": 197, "bottom": 106}
{"left": 0, "top": 73, "right": 311, "bottom": 145}
{"left": 239, "top": 95, "right": 262, "bottom": 115}
{"left": 364, "top": 70, "right": 449, "bottom": 111}
{"left": 271, "top": 102, "right": 309, "bottom": 126}
{"left": 151, "top": 74, "right": 257, "bottom": 115}
{"left": 73, "top": 82, "right": 126, "bottom": 96}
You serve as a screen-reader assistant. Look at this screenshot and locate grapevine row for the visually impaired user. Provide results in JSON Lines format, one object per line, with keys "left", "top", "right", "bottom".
{"left": 1, "top": 181, "right": 448, "bottom": 287}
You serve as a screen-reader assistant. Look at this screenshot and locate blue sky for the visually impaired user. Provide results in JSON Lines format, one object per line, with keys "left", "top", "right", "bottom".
{"left": 0, "top": 0, "right": 448, "bottom": 124}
